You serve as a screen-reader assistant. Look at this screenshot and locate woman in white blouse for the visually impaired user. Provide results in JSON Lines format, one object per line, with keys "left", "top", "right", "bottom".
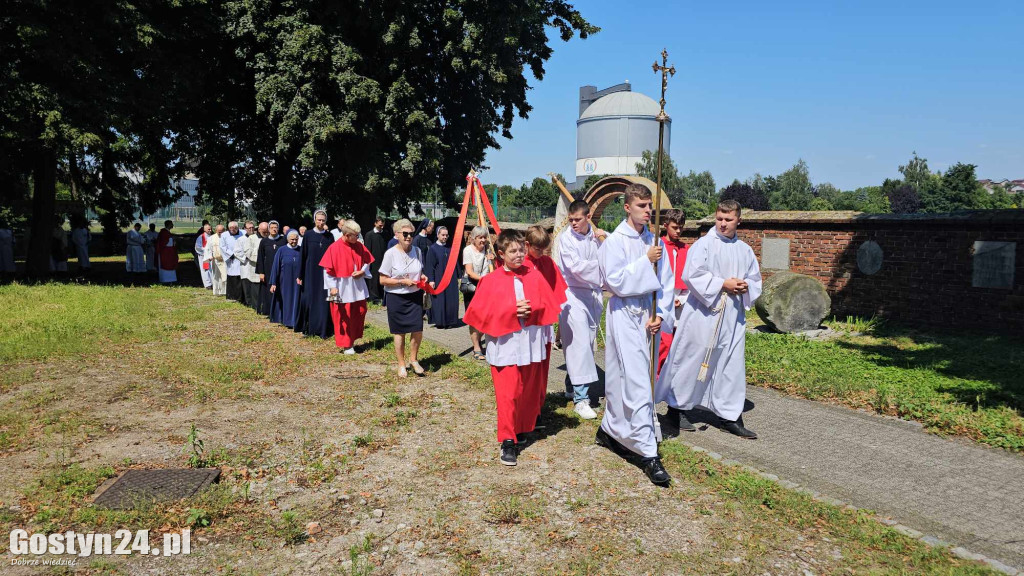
{"left": 378, "top": 219, "right": 429, "bottom": 378}
{"left": 462, "top": 226, "right": 493, "bottom": 360}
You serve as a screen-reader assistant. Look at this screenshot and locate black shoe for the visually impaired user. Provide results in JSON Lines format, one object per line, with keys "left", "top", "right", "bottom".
{"left": 720, "top": 417, "right": 757, "bottom": 439}
{"left": 667, "top": 407, "right": 696, "bottom": 432}
{"left": 500, "top": 440, "right": 517, "bottom": 466}
{"left": 641, "top": 457, "right": 671, "bottom": 486}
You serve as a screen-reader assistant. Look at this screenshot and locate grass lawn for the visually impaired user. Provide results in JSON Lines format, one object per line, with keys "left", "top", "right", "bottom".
{"left": 0, "top": 279, "right": 1003, "bottom": 574}
{"left": 745, "top": 312, "right": 1024, "bottom": 452}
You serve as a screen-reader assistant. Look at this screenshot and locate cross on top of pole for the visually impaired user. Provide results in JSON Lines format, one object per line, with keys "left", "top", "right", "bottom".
{"left": 651, "top": 48, "right": 675, "bottom": 122}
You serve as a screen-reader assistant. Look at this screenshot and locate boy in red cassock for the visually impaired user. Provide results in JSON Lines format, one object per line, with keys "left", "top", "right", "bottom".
{"left": 464, "top": 229, "right": 565, "bottom": 466}
{"left": 523, "top": 225, "right": 569, "bottom": 414}
{"left": 657, "top": 209, "right": 688, "bottom": 376}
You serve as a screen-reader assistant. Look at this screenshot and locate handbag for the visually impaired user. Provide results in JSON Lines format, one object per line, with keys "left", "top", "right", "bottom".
{"left": 422, "top": 290, "right": 432, "bottom": 310}
{"left": 459, "top": 276, "right": 476, "bottom": 295}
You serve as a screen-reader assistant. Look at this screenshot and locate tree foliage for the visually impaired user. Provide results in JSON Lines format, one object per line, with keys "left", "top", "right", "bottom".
{"left": 719, "top": 180, "right": 768, "bottom": 211}
{"left": 770, "top": 160, "right": 814, "bottom": 210}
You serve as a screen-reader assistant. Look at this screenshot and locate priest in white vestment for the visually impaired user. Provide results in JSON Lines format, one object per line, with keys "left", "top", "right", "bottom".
{"left": 655, "top": 200, "right": 762, "bottom": 439}
{"left": 596, "top": 184, "right": 675, "bottom": 486}
{"left": 125, "top": 224, "right": 146, "bottom": 274}
{"left": 204, "top": 224, "right": 228, "bottom": 295}
{"left": 194, "top": 223, "right": 213, "bottom": 289}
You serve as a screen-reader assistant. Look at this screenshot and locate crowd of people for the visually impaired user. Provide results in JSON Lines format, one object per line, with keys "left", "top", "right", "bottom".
{"left": 114, "top": 186, "right": 761, "bottom": 487}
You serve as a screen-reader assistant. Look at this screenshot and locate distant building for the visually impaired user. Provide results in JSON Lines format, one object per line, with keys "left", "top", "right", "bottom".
{"left": 980, "top": 179, "right": 1024, "bottom": 195}
{"left": 147, "top": 176, "right": 200, "bottom": 223}
{"left": 573, "top": 82, "right": 670, "bottom": 189}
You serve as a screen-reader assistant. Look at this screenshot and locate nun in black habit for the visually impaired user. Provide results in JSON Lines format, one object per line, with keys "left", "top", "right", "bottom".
{"left": 424, "top": 226, "right": 461, "bottom": 328}
{"left": 294, "top": 210, "right": 335, "bottom": 339}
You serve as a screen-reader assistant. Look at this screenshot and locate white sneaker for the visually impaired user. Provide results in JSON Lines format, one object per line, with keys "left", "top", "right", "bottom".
{"left": 343, "top": 348, "right": 356, "bottom": 355}
{"left": 574, "top": 401, "right": 597, "bottom": 420}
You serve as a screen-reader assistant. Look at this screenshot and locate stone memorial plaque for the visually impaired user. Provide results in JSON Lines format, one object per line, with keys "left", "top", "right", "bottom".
{"left": 856, "top": 241, "right": 883, "bottom": 275}
{"left": 972, "top": 241, "right": 1015, "bottom": 289}
{"left": 761, "top": 238, "right": 790, "bottom": 270}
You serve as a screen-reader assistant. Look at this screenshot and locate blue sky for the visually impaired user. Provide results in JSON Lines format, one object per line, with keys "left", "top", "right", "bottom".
{"left": 480, "top": 0, "right": 1023, "bottom": 191}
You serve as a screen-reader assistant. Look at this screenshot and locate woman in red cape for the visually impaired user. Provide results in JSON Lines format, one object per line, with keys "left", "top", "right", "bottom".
{"left": 463, "top": 230, "right": 566, "bottom": 466}
{"left": 319, "top": 221, "right": 375, "bottom": 354}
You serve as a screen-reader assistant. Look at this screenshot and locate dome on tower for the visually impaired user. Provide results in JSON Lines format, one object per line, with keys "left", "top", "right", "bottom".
{"left": 579, "top": 91, "right": 661, "bottom": 120}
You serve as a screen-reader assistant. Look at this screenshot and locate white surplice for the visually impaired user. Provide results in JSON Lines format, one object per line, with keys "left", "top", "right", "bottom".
{"left": 244, "top": 233, "right": 261, "bottom": 283}
{"left": 143, "top": 229, "right": 158, "bottom": 271}
{"left": 322, "top": 265, "right": 371, "bottom": 304}
{"left": 598, "top": 219, "right": 675, "bottom": 459}
{"left": 71, "top": 227, "right": 90, "bottom": 268}
{"left": 555, "top": 225, "right": 604, "bottom": 385}
{"left": 484, "top": 275, "right": 549, "bottom": 367}
{"left": 655, "top": 230, "right": 762, "bottom": 421}
{"left": 221, "top": 231, "right": 245, "bottom": 277}
{"left": 125, "top": 230, "right": 146, "bottom": 273}
{"left": 204, "top": 234, "right": 227, "bottom": 295}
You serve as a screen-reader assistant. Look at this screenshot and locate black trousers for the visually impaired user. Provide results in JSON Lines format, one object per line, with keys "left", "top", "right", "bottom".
{"left": 226, "top": 275, "right": 244, "bottom": 302}
{"left": 242, "top": 279, "right": 259, "bottom": 309}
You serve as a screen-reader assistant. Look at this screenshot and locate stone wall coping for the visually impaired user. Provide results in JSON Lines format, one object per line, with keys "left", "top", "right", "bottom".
{"left": 689, "top": 209, "right": 1024, "bottom": 228}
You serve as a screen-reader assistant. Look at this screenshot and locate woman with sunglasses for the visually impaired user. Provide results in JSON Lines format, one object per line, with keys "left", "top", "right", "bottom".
{"left": 378, "top": 219, "right": 430, "bottom": 377}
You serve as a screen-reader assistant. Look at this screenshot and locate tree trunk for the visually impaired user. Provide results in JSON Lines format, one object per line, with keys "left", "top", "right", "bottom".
{"left": 26, "top": 146, "right": 58, "bottom": 278}
{"left": 268, "top": 150, "right": 296, "bottom": 223}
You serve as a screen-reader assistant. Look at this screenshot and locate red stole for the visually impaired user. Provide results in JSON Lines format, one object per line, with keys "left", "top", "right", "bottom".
{"left": 200, "top": 234, "right": 210, "bottom": 270}
{"left": 525, "top": 254, "right": 569, "bottom": 299}
{"left": 463, "top": 265, "right": 563, "bottom": 338}
{"left": 156, "top": 229, "right": 178, "bottom": 270}
{"left": 319, "top": 239, "right": 374, "bottom": 277}
{"left": 661, "top": 236, "right": 688, "bottom": 291}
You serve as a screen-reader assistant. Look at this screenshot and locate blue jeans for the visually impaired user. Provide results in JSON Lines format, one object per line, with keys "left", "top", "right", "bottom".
{"left": 567, "top": 381, "right": 590, "bottom": 405}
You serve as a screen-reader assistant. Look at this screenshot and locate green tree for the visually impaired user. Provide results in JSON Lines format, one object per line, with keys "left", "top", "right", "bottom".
{"left": 984, "top": 183, "right": 1015, "bottom": 209}
{"left": 194, "top": 0, "right": 597, "bottom": 226}
{"left": 897, "top": 153, "right": 944, "bottom": 212}
{"left": 938, "top": 163, "right": 987, "bottom": 211}
{"left": 635, "top": 150, "right": 682, "bottom": 201}
{"left": 680, "top": 170, "right": 717, "bottom": 204}
{"left": 770, "top": 160, "right": 814, "bottom": 210}
{"left": 1, "top": 0, "right": 218, "bottom": 273}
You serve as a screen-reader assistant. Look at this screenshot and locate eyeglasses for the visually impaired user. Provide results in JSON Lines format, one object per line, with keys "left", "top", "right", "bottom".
{"left": 400, "top": 231, "right": 414, "bottom": 238}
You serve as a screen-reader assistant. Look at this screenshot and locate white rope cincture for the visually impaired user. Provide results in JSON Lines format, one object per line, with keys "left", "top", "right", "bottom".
{"left": 697, "top": 292, "right": 729, "bottom": 383}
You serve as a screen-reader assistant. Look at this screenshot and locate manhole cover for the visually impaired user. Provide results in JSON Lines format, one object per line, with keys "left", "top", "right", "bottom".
{"left": 93, "top": 468, "right": 220, "bottom": 510}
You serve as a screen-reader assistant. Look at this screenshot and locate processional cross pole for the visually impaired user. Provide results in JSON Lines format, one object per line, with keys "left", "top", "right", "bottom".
{"left": 649, "top": 49, "right": 676, "bottom": 410}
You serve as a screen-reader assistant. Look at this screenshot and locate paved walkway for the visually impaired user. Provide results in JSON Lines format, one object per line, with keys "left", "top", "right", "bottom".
{"left": 366, "top": 308, "right": 1024, "bottom": 572}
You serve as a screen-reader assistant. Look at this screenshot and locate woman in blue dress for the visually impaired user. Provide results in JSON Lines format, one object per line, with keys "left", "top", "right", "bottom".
{"left": 269, "top": 229, "right": 303, "bottom": 328}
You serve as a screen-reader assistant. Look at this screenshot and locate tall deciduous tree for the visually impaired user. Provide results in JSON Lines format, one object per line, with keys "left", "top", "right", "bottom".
{"left": 195, "top": 0, "right": 597, "bottom": 226}
{"left": 719, "top": 180, "right": 769, "bottom": 211}
{"left": 770, "top": 160, "right": 814, "bottom": 210}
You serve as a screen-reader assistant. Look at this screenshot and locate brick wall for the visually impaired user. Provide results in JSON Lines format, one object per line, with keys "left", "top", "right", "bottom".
{"left": 680, "top": 210, "right": 1024, "bottom": 333}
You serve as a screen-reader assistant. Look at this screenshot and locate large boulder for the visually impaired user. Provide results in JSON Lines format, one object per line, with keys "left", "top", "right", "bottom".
{"left": 755, "top": 271, "right": 831, "bottom": 333}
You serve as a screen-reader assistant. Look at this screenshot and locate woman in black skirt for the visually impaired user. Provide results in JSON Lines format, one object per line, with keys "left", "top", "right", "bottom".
{"left": 378, "top": 219, "right": 429, "bottom": 378}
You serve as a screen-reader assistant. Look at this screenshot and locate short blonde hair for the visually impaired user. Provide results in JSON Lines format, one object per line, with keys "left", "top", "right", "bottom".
{"left": 392, "top": 218, "right": 414, "bottom": 235}
{"left": 341, "top": 220, "right": 361, "bottom": 235}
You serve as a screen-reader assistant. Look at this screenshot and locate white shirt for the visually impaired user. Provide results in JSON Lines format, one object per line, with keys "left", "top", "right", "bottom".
{"left": 378, "top": 245, "right": 423, "bottom": 294}
{"left": 463, "top": 245, "right": 489, "bottom": 279}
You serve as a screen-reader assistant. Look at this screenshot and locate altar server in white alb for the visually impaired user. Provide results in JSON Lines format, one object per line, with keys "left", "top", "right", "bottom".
{"left": 555, "top": 200, "right": 607, "bottom": 420}
{"left": 656, "top": 200, "right": 762, "bottom": 439}
{"left": 596, "top": 183, "right": 675, "bottom": 486}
